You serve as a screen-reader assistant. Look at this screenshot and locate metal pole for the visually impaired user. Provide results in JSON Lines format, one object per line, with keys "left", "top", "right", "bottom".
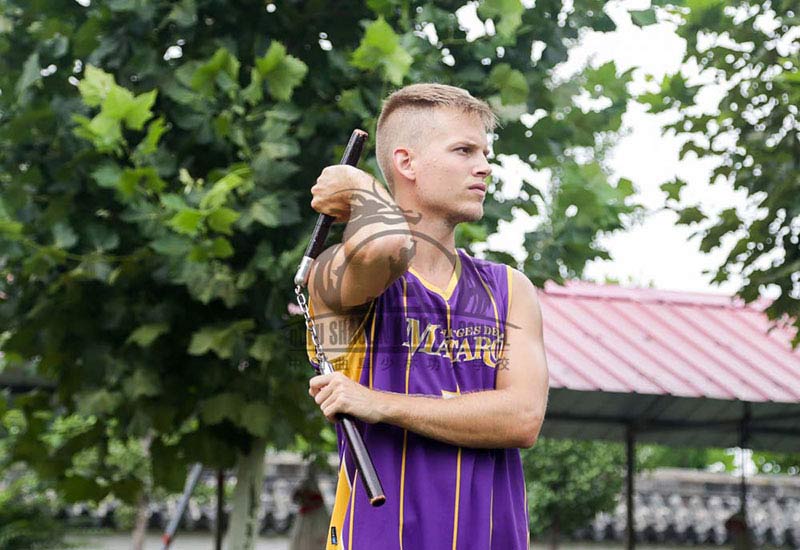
{"left": 626, "top": 424, "right": 636, "bottom": 550}
{"left": 739, "top": 403, "right": 751, "bottom": 520}
{"left": 215, "top": 469, "right": 224, "bottom": 550}
{"left": 161, "top": 463, "right": 204, "bottom": 550}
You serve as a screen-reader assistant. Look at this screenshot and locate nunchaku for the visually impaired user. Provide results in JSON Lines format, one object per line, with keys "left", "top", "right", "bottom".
{"left": 293, "top": 129, "right": 386, "bottom": 507}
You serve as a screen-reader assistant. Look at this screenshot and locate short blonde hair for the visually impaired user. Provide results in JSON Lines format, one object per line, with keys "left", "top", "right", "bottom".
{"left": 375, "top": 83, "right": 497, "bottom": 189}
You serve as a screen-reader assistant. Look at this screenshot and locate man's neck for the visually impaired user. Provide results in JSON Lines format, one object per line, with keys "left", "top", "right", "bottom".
{"left": 406, "top": 217, "right": 458, "bottom": 279}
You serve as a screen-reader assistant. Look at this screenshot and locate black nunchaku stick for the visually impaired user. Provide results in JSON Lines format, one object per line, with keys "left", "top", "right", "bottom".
{"left": 294, "top": 129, "right": 386, "bottom": 507}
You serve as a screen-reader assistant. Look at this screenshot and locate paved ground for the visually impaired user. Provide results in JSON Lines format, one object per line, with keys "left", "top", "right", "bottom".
{"left": 64, "top": 534, "right": 289, "bottom": 550}
{"left": 64, "top": 535, "right": 727, "bottom": 550}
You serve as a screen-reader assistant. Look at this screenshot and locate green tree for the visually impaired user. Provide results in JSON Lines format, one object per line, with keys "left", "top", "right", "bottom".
{"left": 637, "top": 444, "right": 737, "bottom": 471}
{"left": 638, "top": 444, "right": 800, "bottom": 476}
{"left": 523, "top": 438, "right": 624, "bottom": 549}
{"left": 752, "top": 450, "right": 800, "bottom": 475}
{"left": 636, "top": 0, "right": 800, "bottom": 344}
{"left": 0, "top": 1, "right": 637, "bottom": 544}
{"left": 0, "top": 402, "right": 66, "bottom": 550}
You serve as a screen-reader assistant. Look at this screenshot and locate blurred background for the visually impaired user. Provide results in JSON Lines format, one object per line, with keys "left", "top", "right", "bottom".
{"left": 0, "top": 0, "right": 798, "bottom": 548}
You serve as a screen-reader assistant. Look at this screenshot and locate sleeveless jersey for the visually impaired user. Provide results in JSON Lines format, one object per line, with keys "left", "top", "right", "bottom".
{"left": 306, "top": 248, "right": 529, "bottom": 550}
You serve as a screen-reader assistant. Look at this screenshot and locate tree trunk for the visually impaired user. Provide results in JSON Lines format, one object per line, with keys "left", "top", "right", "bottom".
{"left": 131, "top": 435, "right": 153, "bottom": 550}
{"left": 226, "top": 438, "right": 268, "bottom": 550}
{"left": 548, "top": 517, "right": 560, "bottom": 550}
{"left": 131, "top": 492, "right": 148, "bottom": 550}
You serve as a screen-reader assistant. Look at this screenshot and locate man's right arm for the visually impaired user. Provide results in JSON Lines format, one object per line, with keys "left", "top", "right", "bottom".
{"left": 308, "top": 165, "right": 413, "bottom": 313}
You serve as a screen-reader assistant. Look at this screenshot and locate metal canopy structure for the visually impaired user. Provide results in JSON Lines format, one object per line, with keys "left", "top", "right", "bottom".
{"left": 535, "top": 281, "right": 800, "bottom": 548}
{"left": 543, "top": 388, "right": 800, "bottom": 451}
{"left": 538, "top": 281, "right": 800, "bottom": 451}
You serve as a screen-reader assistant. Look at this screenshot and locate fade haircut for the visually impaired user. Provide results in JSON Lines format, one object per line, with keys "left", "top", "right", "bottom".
{"left": 375, "top": 83, "right": 497, "bottom": 190}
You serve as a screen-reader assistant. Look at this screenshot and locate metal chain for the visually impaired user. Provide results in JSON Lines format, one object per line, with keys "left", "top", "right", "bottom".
{"left": 294, "top": 284, "right": 327, "bottom": 371}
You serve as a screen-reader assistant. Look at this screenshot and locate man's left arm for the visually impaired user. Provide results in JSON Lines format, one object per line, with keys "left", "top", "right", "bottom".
{"left": 309, "top": 268, "right": 549, "bottom": 449}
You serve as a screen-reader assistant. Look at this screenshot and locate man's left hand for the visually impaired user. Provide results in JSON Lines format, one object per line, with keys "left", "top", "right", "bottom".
{"left": 309, "top": 372, "right": 382, "bottom": 424}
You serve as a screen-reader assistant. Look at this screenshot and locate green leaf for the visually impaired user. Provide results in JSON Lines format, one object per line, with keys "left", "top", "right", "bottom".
{"left": 16, "top": 52, "right": 41, "bottom": 99}
{"left": 207, "top": 207, "right": 240, "bottom": 235}
{"left": 168, "top": 208, "right": 204, "bottom": 236}
{"left": 52, "top": 222, "right": 78, "bottom": 249}
{"left": 259, "top": 140, "right": 300, "bottom": 160}
{"left": 123, "top": 368, "right": 162, "bottom": 398}
{"left": 249, "top": 334, "right": 273, "bottom": 362}
{"left": 489, "top": 64, "right": 529, "bottom": 105}
{"left": 160, "top": 193, "right": 187, "bottom": 210}
{"left": 91, "top": 163, "right": 122, "bottom": 188}
{"left": 700, "top": 208, "right": 741, "bottom": 253}
{"left": 351, "top": 18, "right": 412, "bottom": 85}
{"left": 192, "top": 47, "right": 241, "bottom": 97}
{"left": 478, "top": 0, "right": 524, "bottom": 41}
{"left": 660, "top": 179, "right": 686, "bottom": 201}
{"left": 248, "top": 194, "right": 301, "bottom": 228}
{"left": 102, "top": 85, "right": 136, "bottom": 119}
{"left": 249, "top": 196, "right": 280, "bottom": 227}
{"left": 209, "top": 237, "right": 234, "bottom": 258}
{"left": 255, "top": 42, "right": 308, "bottom": 102}
{"left": 127, "top": 323, "right": 169, "bottom": 347}
{"left": 200, "top": 393, "right": 244, "bottom": 425}
{"left": 188, "top": 320, "right": 255, "bottom": 359}
{"left": 239, "top": 402, "right": 271, "bottom": 437}
{"left": 366, "top": 0, "right": 394, "bottom": 17}
{"left": 99, "top": 85, "right": 156, "bottom": 131}
{"left": 0, "top": 219, "right": 23, "bottom": 236}
{"left": 77, "top": 65, "right": 116, "bottom": 107}
{"left": 150, "top": 235, "right": 192, "bottom": 256}
{"left": 125, "top": 90, "right": 157, "bottom": 130}
{"left": 73, "top": 112, "right": 124, "bottom": 154}
{"left": 200, "top": 165, "right": 251, "bottom": 210}
{"left": 241, "top": 68, "right": 263, "bottom": 105}
{"left": 167, "top": 0, "right": 197, "bottom": 27}
{"left": 86, "top": 224, "right": 120, "bottom": 251}
{"left": 630, "top": 8, "right": 658, "bottom": 26}
{"left": 76, "top": 390, "right": 122, "bottom": 416}
{"left": 118, "top": 167, "right": 165, "bottom": 197}
{"left": 676, "top": 206, "right": 706, "bottom": 225}
{"left": 455, "top": 222, "right": 488, "bottom": 246}
{"left": 338, "top": 88, "right": 370, "bottom": 118}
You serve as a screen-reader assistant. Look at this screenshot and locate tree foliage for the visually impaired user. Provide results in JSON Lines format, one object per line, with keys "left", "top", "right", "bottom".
{"left": 0, "top": 0, "right": 637, "bottom": 522}
{"left": 523, "top": 438, "right": 624, "bottom": 542}
{"left": 640, "top": 443, "right": 800, "bottom": 476}
{"left": 637, "top": 0, "right": 800, "bottom": 344}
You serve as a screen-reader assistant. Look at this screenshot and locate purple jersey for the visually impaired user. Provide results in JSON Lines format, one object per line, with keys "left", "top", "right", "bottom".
{"left": 307, "top": 248, "right": 529, "bottom": 549}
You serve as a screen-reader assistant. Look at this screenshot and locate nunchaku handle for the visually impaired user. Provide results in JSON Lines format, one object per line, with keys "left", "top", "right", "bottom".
{"left": 294, "top": 129, "right": 369, "bottom": 288}
{"left": 319, "top": 358, "right": 386, "bottom": 507}
{"left": 296, "top": 130, "right": 386, "bottom": 506}
{"left": 341, "top": 411, "right": 386, "bottom": 507}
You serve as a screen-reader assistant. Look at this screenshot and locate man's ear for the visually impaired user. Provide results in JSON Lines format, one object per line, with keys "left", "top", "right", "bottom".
{"left": 392, "top": 147, "right": 415, "bottom": 182}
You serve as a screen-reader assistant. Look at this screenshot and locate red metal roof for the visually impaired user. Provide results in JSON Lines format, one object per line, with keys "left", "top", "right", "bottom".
{"left": 540, "top": 281, "right": 800, "bottom": 403}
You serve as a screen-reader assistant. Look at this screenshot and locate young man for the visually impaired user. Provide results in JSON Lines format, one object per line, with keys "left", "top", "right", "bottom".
{"left": 306, "top": 83, "right": 549, "bottom": 549}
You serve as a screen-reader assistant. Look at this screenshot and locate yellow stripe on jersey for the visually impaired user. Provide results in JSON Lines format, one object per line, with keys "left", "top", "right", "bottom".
{"left": 489, "top": 486, "right": 494, "bottom": 548}
{"left": 503, "top": 265, "right": 513, "bottom": 359}
{"left": 327, "top": 461, "right": 352, "bottom": 550}
{"left": 474, "top": 265, "right": 501, "bottom": 366}
{"left": 367, "top": 298, "right": 378, "bottom": 389}
{"left": 349, "top": 471, "right": 359, "bottom": 550}
{"left": 451, "top": 446, "right": 463, "bottom": 550}
{"left": 305, "top": 297, "right": 375, "bottom": 382}
{"left": 399, "top": 278, "right": 410, "bottom": 549}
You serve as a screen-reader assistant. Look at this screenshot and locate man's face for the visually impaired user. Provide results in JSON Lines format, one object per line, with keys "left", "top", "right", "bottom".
{"left": 409, "top": 107, "right": 492, "bottom": 225}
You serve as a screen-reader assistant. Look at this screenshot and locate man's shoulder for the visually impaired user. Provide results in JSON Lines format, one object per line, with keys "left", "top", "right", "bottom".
{"left": 462, "top": 252, "right": 539, "bottom": 304}
{"left": 460, "top": 249, "right": 520, "bottom": 283}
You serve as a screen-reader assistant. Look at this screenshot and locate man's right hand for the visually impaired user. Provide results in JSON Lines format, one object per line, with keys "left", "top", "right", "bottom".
{"left": 310, "top": 165, "right": 372, "bottom": 223}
